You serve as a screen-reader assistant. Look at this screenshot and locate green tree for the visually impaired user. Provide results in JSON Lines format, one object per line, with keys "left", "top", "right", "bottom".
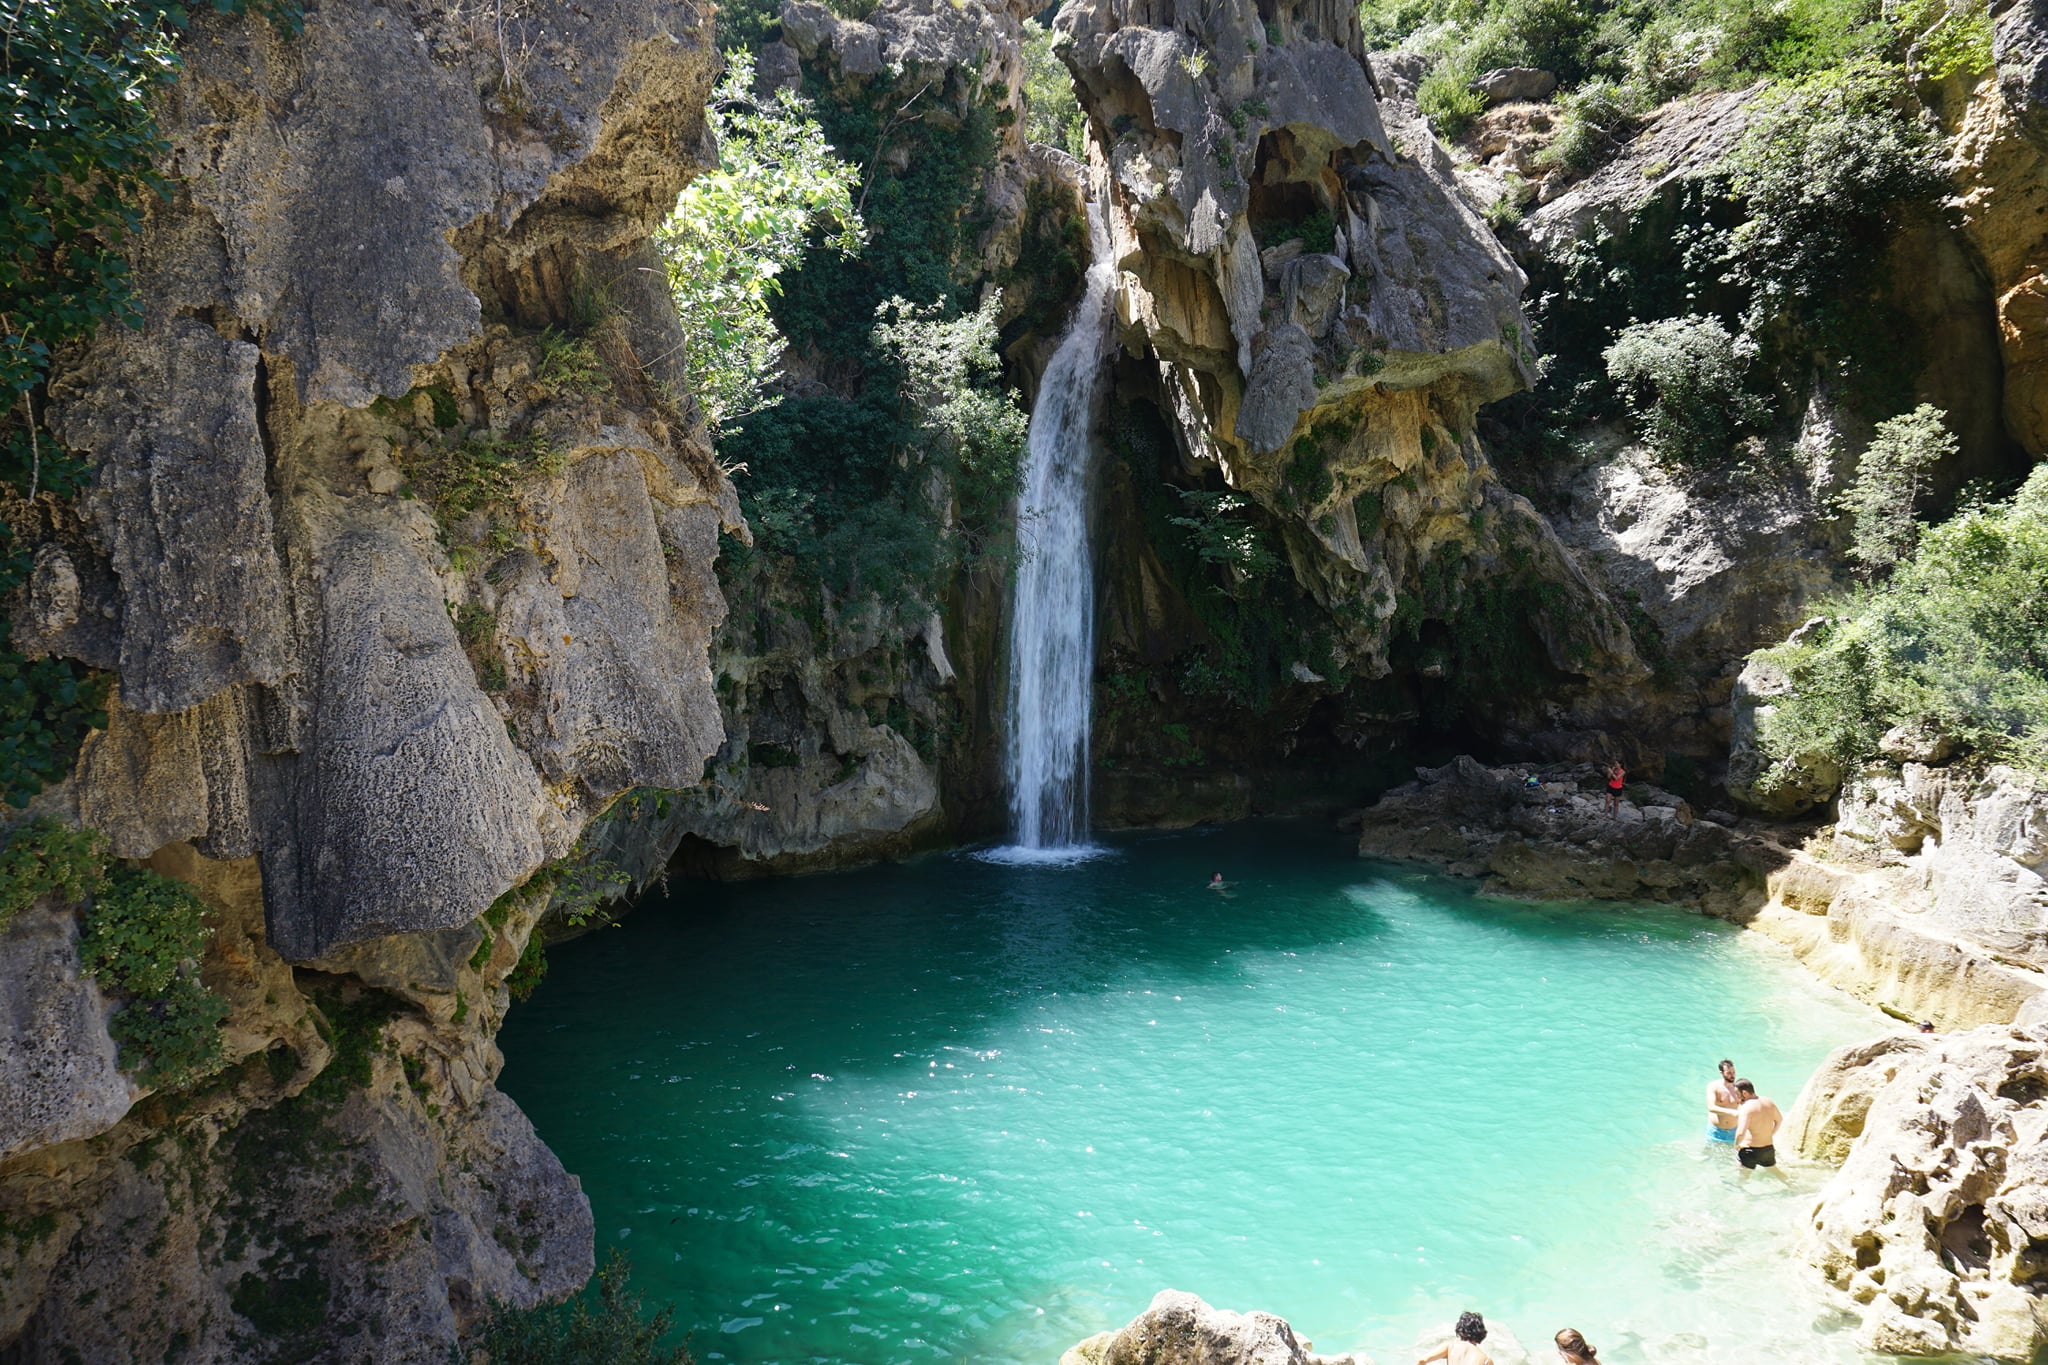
{"left": 656, "top": 53, "right": 865, "bottom": 431}
{"left": 459, "top": 1251, "right": 691, "bottom": 1365}
{"left": 1022, "top": 19, "right": 1086, "bottom": 157}
{"left": 1839, "top": 403, "right": 1955, "bottom": 573}
{"left": 871, "top": 291, "right": 1028, "bottom": 513}
{"left": 1752, "top": 464, "right": 2048, "bottom": 782}
{"left": 1602, "top": 314, "right": 1767, "bottom": 466}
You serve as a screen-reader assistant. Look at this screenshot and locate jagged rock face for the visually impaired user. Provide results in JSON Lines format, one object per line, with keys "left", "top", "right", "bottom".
{"left": 1792, "top": 1024, "right": 2048, "bottom": 1361}
{"left": 621, "top": 0, "right": 1056, "bottom": 873}
{"left": 23, "top": 0, "right": 733, "bottom": 961}
{"left": 1056, "top": 7, "right": 1637, "bottom": 683}
{"left": 1, "top": 1, "right": 732, "bottom": 1357}
{"left": 1741, "top": 762, "right": 2048, "bottom": 1031}
{"left": 1952, "top": 6, "right": 2048, "bottom": 457}
{"left": 0, "top": 846, "right": 587, "bottom": 1363}
{"left": 1061, "top": 1289, "right": 1372, "bottom": 1365}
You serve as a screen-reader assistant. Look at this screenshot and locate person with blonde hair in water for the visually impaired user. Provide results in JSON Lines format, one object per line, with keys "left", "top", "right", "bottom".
{"left": 1554, "top": 1328, "right": 1598, "bottom": 1363}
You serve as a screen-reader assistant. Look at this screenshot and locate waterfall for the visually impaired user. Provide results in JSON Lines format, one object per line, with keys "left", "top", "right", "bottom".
{"left": 1000, "top": 198, "right": 1115, "bottom": 855}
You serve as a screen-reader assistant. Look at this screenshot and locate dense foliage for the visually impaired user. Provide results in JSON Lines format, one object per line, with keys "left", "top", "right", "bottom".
{"left": 1840, "top": 403, "right": 1955, "bottom": 573}
{"left": 657, "top": 55, "right": 864, "bottom": 430}
{"left": 1023, "top": 18, "right": 1086, "bottom": 157}
{"left": 718, "top": 64, "right": 1016, "bottom": 609}
{"left": 1364, "top": 0, "right": 1983, "bottom": 136}
{"left": 1483, "top": 59, "right": 1942, "bottom": 482}
{"left": 460, "top": 1252, "right": 692, "bottom": 1365}
{"left": 1602, "top": 314, "right": 1766, "bottom": 467}
{"left": 0, "top": 816, "right": 104, "bottom": 933}
{"left": 79, "top": 865, "right": 229, "bottom": 1089}
{"left": 1751, "top": 466, "right": 2048, "bottom": 784}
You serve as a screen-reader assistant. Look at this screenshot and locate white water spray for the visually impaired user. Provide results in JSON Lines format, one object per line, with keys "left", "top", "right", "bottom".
{"left": 999, "top": 199, "right": 1115, "bottom": 856}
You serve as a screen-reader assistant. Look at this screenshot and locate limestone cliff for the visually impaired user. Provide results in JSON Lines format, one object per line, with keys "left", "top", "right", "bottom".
{"left": 628, "top": 0, "right": 1086, "bottom": 872}
{"left": 1056, "top": 2, "right": 1638, "bottom": 695}
{"left": 0, "top": 0, "right": 730, "bottom": 1357}
{"left": 1792, "top": 1021, "right": 2048, "bottom": 1360}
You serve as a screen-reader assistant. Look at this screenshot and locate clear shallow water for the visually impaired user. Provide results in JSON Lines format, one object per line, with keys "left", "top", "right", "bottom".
{"left": 498, "top": 822, "right": 1893, "bottom": 1365}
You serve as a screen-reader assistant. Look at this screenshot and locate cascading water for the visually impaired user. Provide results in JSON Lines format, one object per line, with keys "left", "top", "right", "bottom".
{"left": 1000, "top": 198, "right": 1116, "bottom": 855}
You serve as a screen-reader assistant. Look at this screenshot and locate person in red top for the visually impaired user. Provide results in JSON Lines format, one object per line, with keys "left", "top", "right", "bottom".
{"left": 1604, "top": 761, "right": 1625, "bottom": 816}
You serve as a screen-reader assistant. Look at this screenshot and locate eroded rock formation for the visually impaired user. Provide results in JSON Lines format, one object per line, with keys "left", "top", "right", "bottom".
{"left": 1750, "top": 763, "right": 2048, "bottom": 1030}
{"left": 1056, "top": 0, "right": 1638, "bottom": 684}
{"left": 1, "top": 0, "right": 729, "bottom": 1356}
{"left": 1793, "top": 1023, "right": 2048, "bottom": 1360}
{"left": 1061, "top": 1289, "right": 1373, "bottom": 1365}
{"left": 1353, "top": 755, "right": 1773, "bottom": 917}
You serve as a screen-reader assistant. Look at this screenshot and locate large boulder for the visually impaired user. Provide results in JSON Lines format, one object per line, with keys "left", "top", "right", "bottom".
{"left": 1726, "top": 650, "right": 1843, "bottom": 817}
{"left": 1061, "top": 1290, "right": 1372, "bottom": 1365}
{"left": 1352, "top": 755, "right": 1773, "bottom": 918}
{"left": 1473, "top": 66, "right": 1556, "bottom": 105}
{"left": 1793, "top": 1024, "right": 2048, "bottom": 1360}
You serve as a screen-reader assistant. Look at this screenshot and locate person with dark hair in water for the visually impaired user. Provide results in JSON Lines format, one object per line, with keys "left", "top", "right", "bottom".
{"left": 1554, "top": 1328, "right": 1599, "bottom": 1363}
{"left": 1418, "top": 1312, "right": 1493, "bottom": 1365}
{"left": 1733, "top": 1078, "right": 1784, "bottom": 1175}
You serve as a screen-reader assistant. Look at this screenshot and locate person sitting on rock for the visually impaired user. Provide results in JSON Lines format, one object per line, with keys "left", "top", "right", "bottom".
{"left": 1554, "top": 1328, "right": 1599, "bottom": 1363}
{"left": 1418, "top": 1312, "right": 1493, "bottom": 1365}
{"left": 1732, "top": 1079, "right": 1784, "bottom": 1176}
{"left": 1603, "top": 761, "right": 1626, "bottom": 816}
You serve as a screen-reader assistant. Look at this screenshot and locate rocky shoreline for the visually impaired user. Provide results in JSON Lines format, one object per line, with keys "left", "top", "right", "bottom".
{"left": 1340, "top": 753, "right": 2048, "bottom": 1360}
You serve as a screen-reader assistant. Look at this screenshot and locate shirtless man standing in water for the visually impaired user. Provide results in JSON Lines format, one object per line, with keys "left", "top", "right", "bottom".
{"left": 1706, "top": 1058, "right": 1741, "bottom": 1144}
{"left": 1732, "top": 1079, "right": 1784, "bottom": 1175}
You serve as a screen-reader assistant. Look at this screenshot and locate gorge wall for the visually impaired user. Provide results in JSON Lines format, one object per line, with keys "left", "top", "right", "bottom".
{"left": 0, "top": 0, "right": 734, "bottom": 1357}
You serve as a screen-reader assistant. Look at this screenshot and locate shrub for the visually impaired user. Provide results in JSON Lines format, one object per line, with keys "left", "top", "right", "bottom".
{"left": 1418, "top": 54, "right": 1487, "bottom": 138}
{"left": 0, "top": 817, "right": 106, "bottom": 932}
{"left": 657, "top": 53, "right": 864, "bottom": 431}
{"left": 1752, "top": 464, "right": 2048, "bottom": 781}
{"left": 1538, "top": 79, "right": 1647, "bottom": 175}
{"left": 79, "top": 866, "right": 229, "bottom": 1090}
{"left": 1169, "top": 490, "right": 1282, "bottom": 584}
{"left": 1725, "top": 65, "right": 1944, "bottom": 353}
{"left": 1840, "top": 403, "right": 1956, "bottom": 573}
{"left": 459, "top": 1251, "right": 691, "bottom": 1365}
{"left": 1603, "top": 314, "right": 1768, "bottom": 466}
{"left": 534, "top": 328, "right": 611, "bottom": 398}
{"left": 1022, "top": 19, "right": 1085, "bottom": 157}
{"left": 400, "top": 430, "right": 563, "bottom": 556}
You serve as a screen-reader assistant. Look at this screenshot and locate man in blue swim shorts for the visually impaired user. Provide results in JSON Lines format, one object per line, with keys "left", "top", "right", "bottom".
{"left": 1706, "top": 1058, "right": 1740, "bottom": 1143}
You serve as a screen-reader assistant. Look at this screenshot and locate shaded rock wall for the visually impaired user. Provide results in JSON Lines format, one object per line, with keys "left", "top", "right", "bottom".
{"left": 1057, "top": 13, "right": 1638, "bottom": 690}
{"left": 25, "top": 0, "right": 734, "bottom": 960}
{"left": 1, "top": 0, "right": 730, "bottom": 1358}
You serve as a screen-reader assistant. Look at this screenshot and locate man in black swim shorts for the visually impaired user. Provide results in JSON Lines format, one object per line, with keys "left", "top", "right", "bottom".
{"left": 1732, "top": 1079, "right": 1784, "bottom": 1177}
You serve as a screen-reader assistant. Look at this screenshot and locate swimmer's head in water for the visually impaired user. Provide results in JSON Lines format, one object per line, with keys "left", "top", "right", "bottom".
{"left": 1455, "top": 1312, "right": 1486, "bottom": 1343}
{"left": 1210, "top": 872, "right": 1222, "bottom": 882}
{"left": 1555, "top": 1328, "right": 1596, "bottom": 1360}
{"left": 1719, "top": 1058, "right": 1735, "bottom": 1080}
{"left": 1735, "top": 1079, "right": 1756, "bottom": 1096}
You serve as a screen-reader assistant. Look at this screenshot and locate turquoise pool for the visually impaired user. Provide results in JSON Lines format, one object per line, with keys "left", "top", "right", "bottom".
{"left": 497, "top": 821, "right": 1890, "bottom": 1363}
